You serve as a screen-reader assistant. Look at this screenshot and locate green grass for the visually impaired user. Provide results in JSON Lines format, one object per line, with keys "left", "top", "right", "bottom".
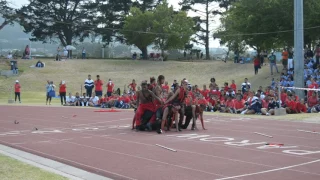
{"left": 0, "top": 154, "right": 68, "bottom": 180}
{"left": 0, "top": 58, "right": 278, "bottom": 105}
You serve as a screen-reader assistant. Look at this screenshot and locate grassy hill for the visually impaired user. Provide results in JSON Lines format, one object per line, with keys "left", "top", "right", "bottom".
{"left": 0, "top": 59, "right": 276, "bottom": 104}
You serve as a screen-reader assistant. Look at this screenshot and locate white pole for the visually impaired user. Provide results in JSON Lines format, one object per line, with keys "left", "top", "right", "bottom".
{"left": 294, "top": 0, "right": 304, "bottom": 99}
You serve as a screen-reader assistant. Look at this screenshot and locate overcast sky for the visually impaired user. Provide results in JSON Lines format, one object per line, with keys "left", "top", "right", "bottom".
{"left": 11, "top": 0, "right": 221, "bottom": 48}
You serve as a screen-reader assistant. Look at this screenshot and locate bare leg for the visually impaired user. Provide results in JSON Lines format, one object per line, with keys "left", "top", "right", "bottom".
{"left": 161, "top": 107, "right": 169, "bottom": 132}
{"left": 191, "top": 105, "right": 197, "bottom": 130}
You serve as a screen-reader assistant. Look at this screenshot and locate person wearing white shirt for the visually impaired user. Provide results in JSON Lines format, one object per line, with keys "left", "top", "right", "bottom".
{"left": 7, "top": 52, "right": 13, "bottom": 59}
{"left": 89, "top": 92, "right": 99, "bottom": 107}
{"left": 65, "top": 93, "right": 75, "bottom": 106}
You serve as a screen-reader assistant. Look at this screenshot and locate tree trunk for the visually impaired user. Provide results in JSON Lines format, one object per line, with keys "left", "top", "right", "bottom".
{"left": 205, "top": 0, "right": 210, "bottom": 60}
{"left": 66, "top": 37, "right": 72, "bottom": 58}
{"left": 139, "top": 46, "right": 148, "bottom": 60}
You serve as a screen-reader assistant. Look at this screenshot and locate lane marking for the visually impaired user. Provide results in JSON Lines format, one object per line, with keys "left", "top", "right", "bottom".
{"left": 298, "top": 129, "right": 320, "bottom": 135}
{"left": 155, "top": 144, "right": 177, "bottom": 152}
{"left": 215, "top": 159, "right": 320, "bottom": 180}
{"left": 254, "top": 132, "right": 273, "bottom": 138}
{"left": 61, "top": 138, "right": 73, "bottom": 141}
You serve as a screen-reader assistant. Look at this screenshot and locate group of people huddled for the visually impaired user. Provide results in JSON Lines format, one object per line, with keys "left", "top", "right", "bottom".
{"left": 44, "top": 73, "right": 318, "bottom": 134}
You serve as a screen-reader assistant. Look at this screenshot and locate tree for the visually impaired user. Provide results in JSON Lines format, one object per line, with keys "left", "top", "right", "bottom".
{"left": 152, "top": 1, "right": 195, "bottom": 57}
{"left": 132, "top": 0, "right": 162, "bottom": 12}
{"left": 0, "top": 0, "right": 17, "bottom": 30}
{"left": 179, "top": 0, "right": 235, "bottom": 60}
{"left": 17, "top": 0, "right": 98, "bottom": 47}
{"left": 121, "top": 7, "right": 155, "bottom": 59}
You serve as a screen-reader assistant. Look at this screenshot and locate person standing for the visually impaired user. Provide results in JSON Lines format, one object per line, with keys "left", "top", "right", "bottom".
{"left": 94, "top": 75, "right": 103, "bottom": 97}
{"left": 84, "top": 75, "right": 94, "bottom": 97}
{"left": 46, "top": 81, "right": 55, "bottom": 105}
{"left": 315, "top": 44, "right": 320, "bottom": 66}
{"left": 282, "top": 48, "right": 289, "bottom": 70}
{"left": 288, "top": 48, "right": 294, "bottom": 70}
{"left": 59, "top": 81, "right": 67, "bottom": 105}
{"left": 268, "top": 52, "right": 279, "bottom": 75}
{"left": 107, "top": 79, "right": 114, "bottom": 97}
{"left": 253, "top": 56, "right": 260, "bottom": 75}
{"left": 14, "top": 80, "right": 21, "bottom": 103}
{"left": 82, "top": 47, "right": 86, "bottom": 59}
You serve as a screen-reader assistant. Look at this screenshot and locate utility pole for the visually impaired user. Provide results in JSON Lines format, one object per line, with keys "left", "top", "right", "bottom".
{"left": 294, "top": 0, "right": 304, "bottom": 99}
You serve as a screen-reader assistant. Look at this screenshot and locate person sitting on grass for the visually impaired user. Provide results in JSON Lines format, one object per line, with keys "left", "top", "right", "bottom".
{"left": 88, "top": 93, "right": 99, "bottom": 107}
{"left": 307, "top": 91, "right": 319, "bottom": 112}
{"left": 100, "top": 94, "right": 108, "bottom": 108}
{"left": 230, "top": 94, "right": 245, "bottom": 114}
{"left": 296, "top": 99, "right": 307, "bottom": 113}
{"left": 286, "top": 95, "right": 297, "bottom": 114}
{"left": 261, "top": 95, "right": 280, "bottom": 116}
{"left": 74, "top": 92, "right": 81, "bottom": 106}
{"left": 65, "top": 93, "right": 75, "bottom": 106}
{"left": 81, "top": 93, "right": 89, "bottom": 106}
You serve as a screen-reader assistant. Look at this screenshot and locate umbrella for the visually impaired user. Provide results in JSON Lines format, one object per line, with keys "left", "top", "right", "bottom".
{"left": 66, "top": 45, "right": 76, "bottom": 50}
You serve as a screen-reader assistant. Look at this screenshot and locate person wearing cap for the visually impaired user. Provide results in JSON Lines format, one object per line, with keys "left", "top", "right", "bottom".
{"left": 14, "top": 80, "right": 21, "bottom": 103}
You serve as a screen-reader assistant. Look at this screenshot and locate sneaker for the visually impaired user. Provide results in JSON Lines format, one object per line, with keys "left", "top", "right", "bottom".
{"left": 266, "top": 113, "right": 270, "bottom": 116}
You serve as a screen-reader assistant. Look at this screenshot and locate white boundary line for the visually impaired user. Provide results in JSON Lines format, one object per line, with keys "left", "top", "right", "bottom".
{"left": 298, "top": 129, "right": 320, "bottom": 135}
{"left": 254, "top": 132, "right": 273, "bottom": 138}
{"left": 215, "top": 159, "right": 320, "bottom": 180}
{"left": 155, "top": 144, "right": 177, "bottom": 152}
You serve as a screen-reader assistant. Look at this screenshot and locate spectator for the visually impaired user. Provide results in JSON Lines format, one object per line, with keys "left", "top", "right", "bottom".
{"left": 315, "top": 44, "right": 320, "bottom": 66}
{"left": 282, "top": 48, "right": 288, "bottom": 70}
{"left": 14, "top": 80, "right": 21, "bottom": 103}
{"left": 82, "top": 47, "right": 86, "bottom": 59}
{"left": 253, "top": 56, "right": 260, "bottom": 75}
{"left": 230, "top": 80, "right": 237, "bottom": 92}
{"left": 7, "top": 52, "right": 13, "bottom": 59}
{"left": 107, "top": 79, "right": 114, "bottom": 97}
{"left": 296, "top": 99, "right": 307, "bottom": 113}
{"left": 286, "top": 95, "right": 297, "bottom": 114}
{"left": 288, "top": 48, "right": 294, "bottom": 70}
{"left": 59, "top": 81, "right": 67, "bottom": 105}
{"left": 63, "top": 47, "right": 68, "bottom": 58}
{"left": 74, "top": 92, "right": 81, "bottom": 106}
{"left": 65, "top": 93, "right": 75, "bottom": 106}
{"left": 307, "top": 91, "right": 318, "bottom": 112}
{"left": 81, "top": 93, "right": 89, "bottom": 106}
{"left": 231, "top": 94, "right": 245, "bottom": 114}
{"left": 88, "top": 93, "right": 99, "bottom": 107}
{"left": 94, "top": 75, "right": 103, "bottom": 97}
{"left": 268, "top": 52, "right": 279, "bottom": 75}
{"left": 84, "top": 75, "right": 94, "bottom": 97}
{"left": 162, "top": 81, "right": 169, "bottom": 93}
{"left": 46, "top": 81, "right": 55, "bottom": 105}
{"left": 128, "top": 79, "right": 137, "bottom": 93}
{"left": 241, "top": 78, "right": 251, "bottom": 93}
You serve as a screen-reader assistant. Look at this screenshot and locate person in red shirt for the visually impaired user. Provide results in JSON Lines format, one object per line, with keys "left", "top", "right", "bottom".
{"left": 296, "top": 99, "right": 307, "bottom": 113}
{"left": 128, "top": 79, "right": 137, "bottom": 93}
{"left": 230, "top": 80, "right": 237, "bottom": 92}
{"left": 280, "top": 89, "right": 287, "bottom": 107}
{"left": 286, "top": 96, "right": 297, "bottom": 114}
{"left": 307, "top": 91, "right": 318, "bottom": 109}
{"left": 59, "top": 81, "right": 67, "bottom": 105}
{"left": 107, "top": 79, "right": 114, "bottom": 97}
{"left": 223, "top": 82, "right": 229, "bottom": 92}
{"left": 94, "top": 75, "right": 104, "bottom": 97}
{"left": 221, "top": 95, "right": 233, "bottom": 113}
{"left": 253, "top": 56, "right": 260, "bottom": 75}
{"left": 231, "top": 94, "right": 245, "bottom": 114}
{"left": 307, "top": 78, "right": 319, "bottom": 97}
{"left": 99, "top": 94, "right": 108, "bottom": 108}
{"left": 201, "top": 84, "right": 210, "bottom": 99}
{"left": 14, "top": 80, "right": 21, "bottom": 103}
{"left": 162, "top": 81, "right": 169, "bottom": 93}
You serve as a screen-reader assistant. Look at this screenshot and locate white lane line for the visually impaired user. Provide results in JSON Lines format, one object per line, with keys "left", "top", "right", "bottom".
{"left": 298, "top": 129, "right": 320, "bottom": 134}
{"left": 61, "top": 138, "right": 73, "bottom": 141}
{"left": 155, "top": 144, "right": 177, "bottom": 152}
{"left": 254, "top": 132, "right": 273, "bottom": 138}
{"left": 215, "top": 159, "right": 320, "bottom": 180}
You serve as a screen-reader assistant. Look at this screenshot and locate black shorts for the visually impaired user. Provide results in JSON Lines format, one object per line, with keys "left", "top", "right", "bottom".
{"left": 95, "top": 91, "right": 103, "bottom": 97}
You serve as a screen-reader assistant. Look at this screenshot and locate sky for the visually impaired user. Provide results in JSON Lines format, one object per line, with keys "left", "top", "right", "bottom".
{"left": 11, "top": 0, "right": 222, "bottom": 48}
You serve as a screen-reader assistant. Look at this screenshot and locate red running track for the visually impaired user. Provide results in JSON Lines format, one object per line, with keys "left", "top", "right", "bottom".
{"left": 0, "top": 105, "right": 319, "bottom": 180}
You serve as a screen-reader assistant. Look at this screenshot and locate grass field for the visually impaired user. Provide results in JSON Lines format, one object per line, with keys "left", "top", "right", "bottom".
{"left": 0, "top": 154, "right": 68, "bottom": 180}
{"left": 0, "top": 58, "right": 277, "bottom": 104}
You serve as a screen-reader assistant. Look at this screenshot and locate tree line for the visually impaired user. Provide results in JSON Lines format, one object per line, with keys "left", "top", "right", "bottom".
{"left": 1, "top": 0, "right": 320, "bottom": 59}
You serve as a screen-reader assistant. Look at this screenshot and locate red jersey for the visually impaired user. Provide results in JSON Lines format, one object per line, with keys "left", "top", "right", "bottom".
{"left": 308, "top": 96, "right": 318, "bottom": 107}
{"left": 211, "top": 90, "right": 221, "bottom": 97}
{"left": 225, "top": 99, "right": 233, "bottom": 108}
{"left": 296, "top": 103, "right": 307, "bottom": 113}
{"left": 59, "top": 84, "right": 66, "bottom": 93}
{"left": 230, "top": 83, "right": 237, "bottom": 91}
{"left": 287, "top": 100, "right": 297, "bottom": 111}
{"left": 243, "top": 93, "right": 248, "bottom": 101}
{"left": 197, "top": 98, "right": 208, "bottom": 105}
{"left": 233, "top": 99, "right": 245, "bottom": 109}
{"left": 261, "top": 100, "right": 269, "bottom": 108}
{"left": 122, "top": 97, "right": 131, "bottom": 103}
{"left": 95, "top": 80, "right": 103, "bottom": 91}
{"left": 208, "top": 98, "right": 216, "bottom": 106}
{"left": 280, "top": 93, "right": 287, "bottom": 105}
{"left": 224, "top": 86, "right": 229, "bottom": 92}
{"left": 107, "top": 82, "right": 114, "bottom": 92}
{"left": 129, "top": 83, "right": 137, "bottom": 91}
{"left": 254, "top": 58, "right": 260, "bottom": 66}
{"left": 99, "top": 98, "right": 107, "bottom": 104}
{"left": 201, "top": 89, "right": 209, "bottom": 98}
{"left": 308, "top": 83, "right": 319, "bottom": 97}
{"left": 162, "top": 85, "right": 169, "bottom": 92}
{"left": 15, "top": 84, "right": 21, "bottom": 93}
